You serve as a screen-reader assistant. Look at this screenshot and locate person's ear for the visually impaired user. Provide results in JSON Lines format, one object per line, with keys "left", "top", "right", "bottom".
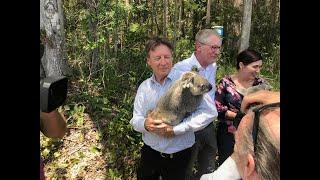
{"left": 244, "top": 153, "right": 256, "bottom": 178}
{"left": 146, "top": 57, "right": 151, "bottom": 66}
{"left": 239, "top": 62, "right": 245, "bottom": 70}
{"left": 195, "top": 42, "right": 202, "bottom": 52}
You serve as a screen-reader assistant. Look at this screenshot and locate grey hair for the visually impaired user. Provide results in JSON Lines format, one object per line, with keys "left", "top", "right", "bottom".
{"left": 240, "top": 109, "right": 280, "bottom": 180}
{"left": 195, "top": 29, "right": 221, "bottom": 44}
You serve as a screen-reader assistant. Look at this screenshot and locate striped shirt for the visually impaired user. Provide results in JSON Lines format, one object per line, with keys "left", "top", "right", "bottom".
{"left": 130, "top": 69, "right": 217, "bottom": 154}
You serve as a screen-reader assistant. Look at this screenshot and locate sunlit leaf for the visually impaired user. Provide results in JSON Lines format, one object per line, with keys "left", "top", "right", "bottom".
{"left": 129, "top": 23, "right": 140, "bottom": 32}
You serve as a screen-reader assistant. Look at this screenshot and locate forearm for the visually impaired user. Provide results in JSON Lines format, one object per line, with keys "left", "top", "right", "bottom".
{"left": 130, "top": 114, "right": 148, "bottom": 133}
{"left": 40, "top": 110, "right": 67, "bottom": 138}
{"left": 130, "top": 85, "right": 149, "bottom": 133}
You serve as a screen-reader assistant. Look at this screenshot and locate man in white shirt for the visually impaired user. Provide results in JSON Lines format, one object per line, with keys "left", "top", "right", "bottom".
{"left": 172, "top": 29, "right": 222, "bottom": 179}
{"left": 130, "top": 37, "right": 217, "bottom": 179}
{"left": 201, "top": 90, "right": 280, "bottom": 180}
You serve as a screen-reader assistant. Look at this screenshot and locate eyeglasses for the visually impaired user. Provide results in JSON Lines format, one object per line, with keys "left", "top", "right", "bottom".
{"left": 198, "top": 41, "right": 221, "bottom": 50}
{"left": 150, "top": 55, "right": 172, "bottom": 61}
{"left": 252, "top": 102, "right": 280, "bottom": 153}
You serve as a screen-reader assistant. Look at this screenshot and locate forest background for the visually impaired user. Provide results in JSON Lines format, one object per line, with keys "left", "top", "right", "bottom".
{"left": 40, "top": 0, "right": 280, "bottom": 179}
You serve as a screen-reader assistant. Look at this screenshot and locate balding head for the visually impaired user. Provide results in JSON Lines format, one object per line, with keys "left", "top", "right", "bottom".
{"left": 233, "top": 104, "right": 280, "bottom": 180}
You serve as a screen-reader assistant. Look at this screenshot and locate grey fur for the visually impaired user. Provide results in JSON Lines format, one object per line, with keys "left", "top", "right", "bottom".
{"left": 237, "top": 83, "right": 272, "bottom": 96}
{"left": 150, "top": 70, "right": 212, "bottom": 126}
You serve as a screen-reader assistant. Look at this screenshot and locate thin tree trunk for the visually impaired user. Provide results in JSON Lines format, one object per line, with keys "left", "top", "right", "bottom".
{"left": 88, "top": 18, "right": 99, "bottom": 74}
{"left": 233, "top": 0, "right": 242, "bottom": 49}
{"left": 180, "top": 0, "right": 185, "bottom": 37}
{"left": 239, "top": 0, "right": 253, "bottom": 53}
{"left": 178, "top": 0, "right": 182, "bottom": 36}
{"left": 206, "top": 0, "right": 211, "bottom": 28}
{"left": 86, "top": 0, "right": 99, "bottom": 75}
{"left": 40, "top": 0, "right": 69, "bottom": 77}
{"left": 270, "top": 0, "right": 279, "bottom": 43}
{"left": 173, "top": 0, "right": 178, "bottom": 56}
{"left": 125, "top": 0, "right": 130, "bottom": 37}
{"left": 114, "top": 0, "right": 119, "bottom": 55}
{"left": 153, "top": 0, "right": 160, "bottom": 36}
{"left": 151, "top": 0, "right": 156, "bottom": 36}
{"left": 163, "top": 0, "right": 168, "bottom": 36}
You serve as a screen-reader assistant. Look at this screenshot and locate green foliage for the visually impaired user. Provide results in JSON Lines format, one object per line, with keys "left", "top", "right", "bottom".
{"left": 40, "top": 135, "right": 64, "bottom": 162}
{"left": 104, "top": 93, "right": 142, "bottom": 178}
{"left": 174, "top": 38, "right": 194, "bottom": 62}
{"left": 41, "top": 0, "right": 280, "bottom": 178}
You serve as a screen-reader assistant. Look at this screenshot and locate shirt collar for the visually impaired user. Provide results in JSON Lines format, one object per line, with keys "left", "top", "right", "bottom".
{"left": 191, "top": 53, "right": 217, "bottom": 71}
{"left": 150, "top": 71, "right": 174, "bottom": 84}
{"left": 191, "top": 52, "right": 216, "bottom": 72}
{"left": 190, "top": 53, "right": 202, "bottom": 70}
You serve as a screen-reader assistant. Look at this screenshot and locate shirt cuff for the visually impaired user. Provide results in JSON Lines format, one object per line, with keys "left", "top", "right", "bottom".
{"left": 138, "top": 118, "right": 148, "bottom": 133}
{"left": 172, "top": 122, "right": 189, "bottom": 136}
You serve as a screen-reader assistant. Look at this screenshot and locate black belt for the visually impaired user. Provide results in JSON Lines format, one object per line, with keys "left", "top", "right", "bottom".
{"left": 144, "top": 144, "right": 191, "bottom": 159}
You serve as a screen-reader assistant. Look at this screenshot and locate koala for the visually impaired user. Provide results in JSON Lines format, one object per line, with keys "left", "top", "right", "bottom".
{"left": 149, "top": 70, "right": 212, "bottom": 126}
{"left": 237, "top": 83, "right": 272, "bottom": 96}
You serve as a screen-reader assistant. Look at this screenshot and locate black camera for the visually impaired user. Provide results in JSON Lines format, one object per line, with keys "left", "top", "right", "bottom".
{"left": 40, "top": 76, "right": 68, "bottom": 113}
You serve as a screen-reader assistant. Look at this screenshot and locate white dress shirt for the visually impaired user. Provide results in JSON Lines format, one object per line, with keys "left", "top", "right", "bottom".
{"left": 130, "top": 69, "right": 217, "bottom": 154}
{"left": 173, "top": 52, "right": 217, "bottom": 102}
{"left": 200, "top": 156, "right": 241, "bottom": 180}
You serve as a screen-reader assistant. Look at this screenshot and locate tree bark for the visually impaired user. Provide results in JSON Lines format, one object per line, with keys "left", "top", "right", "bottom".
{"left": 153, "top": 0, "right": 161, "bottom": 36}
{"left": 114, "top": 0, "right": 119, "bottom": 55}
{"left": 86, "top": 0, "right": 99, "bottom": 75}
{"left": 150, "top": 0, "right": 157, "bottom": 37}
{"left": 173, "top": 0, "right": 178, "bottom": 54}
{"left": 40, "top": 0, "right": 69, "bottom": 77}
{"left": 178, "top": 0, "right": 182, "bottom": 35}
{"left": 163, "top": 0, "right": 168, "bottom": 36}
{"left": 205, "top": 0, "right": 211, "bottom": 28}
{"left": 239, "top": 0, "right": 253, "bottom": 53}
{"left": 180, "top": 0, "right": 185, "bottom": 37}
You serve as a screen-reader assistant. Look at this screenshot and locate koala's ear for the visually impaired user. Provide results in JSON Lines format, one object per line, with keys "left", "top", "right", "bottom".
{"left": 182, "top": 73, "right": 194, "bottom": 88}
{"left": 181, "top": 72, "right": 194, "bottom": 81}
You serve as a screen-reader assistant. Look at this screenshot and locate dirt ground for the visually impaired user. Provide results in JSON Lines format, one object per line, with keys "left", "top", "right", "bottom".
{"left": 41, "top": 113, "right": 110, "bottom": 180}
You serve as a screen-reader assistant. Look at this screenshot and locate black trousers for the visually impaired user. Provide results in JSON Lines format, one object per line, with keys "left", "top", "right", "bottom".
{"left": 137, "top": 144, "right": 192, "bottom": 180}
{"left": 217, "top": 122, "right": 235, "bottom": 165}
{"left": 186, "top": 122, "right": 217, "bottom": 179}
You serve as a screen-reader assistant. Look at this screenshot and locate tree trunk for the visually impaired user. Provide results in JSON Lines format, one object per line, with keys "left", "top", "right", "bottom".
{"left": 178, "top": 0, "right": 182, "bottom": 36}
{"left": 153, "top": 0, "right": 160, "bottom": 36}
{"left": 239, "top": 0, "right": 253, "bottom": 53}
{"left": 205, "top": 0, "right": 211, "bottom": 28}
{"left": 86, "top": 0, "right": 99, "bottom": 75}
{"left": 163, "top": 0, "right": 168, "bottom": 36}
{"left": 40, "top": 0, "right": 69, "bottom": 77}
{"left": 232, "top": 0, "right": 242, "bottom": 50}
{"left": 88, "top": 17, "right": 99, "bottom": 74}
{"left": 114, "top": 0, "right": 119, "bottom": 55}
{"left": 180, "top": 0, "right": 185, "bottom": 37}
{"left": 150, "top": 0, "right": 156, "bottom": 36}
{"left": 173, "top": 0, "right": 178, "bottom": 56}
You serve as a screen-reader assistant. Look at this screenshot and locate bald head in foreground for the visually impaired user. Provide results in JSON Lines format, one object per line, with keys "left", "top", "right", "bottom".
{"left": 201, "top": 90, "right": 280, "bottom": 180}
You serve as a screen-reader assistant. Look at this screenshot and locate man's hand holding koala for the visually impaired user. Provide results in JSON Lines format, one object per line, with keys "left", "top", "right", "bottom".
{"left": 144, "top": 111, "right": 175, "bottom": 138}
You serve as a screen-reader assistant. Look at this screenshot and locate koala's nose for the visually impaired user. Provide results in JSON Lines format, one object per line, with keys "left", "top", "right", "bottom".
{"left": 202, "top": 84, "right": 212, "bottom": 91}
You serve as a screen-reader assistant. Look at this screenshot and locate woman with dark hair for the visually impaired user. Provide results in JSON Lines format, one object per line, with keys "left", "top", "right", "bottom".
{"left": 215, "top": 49, "right": 271, "bottom": 165}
